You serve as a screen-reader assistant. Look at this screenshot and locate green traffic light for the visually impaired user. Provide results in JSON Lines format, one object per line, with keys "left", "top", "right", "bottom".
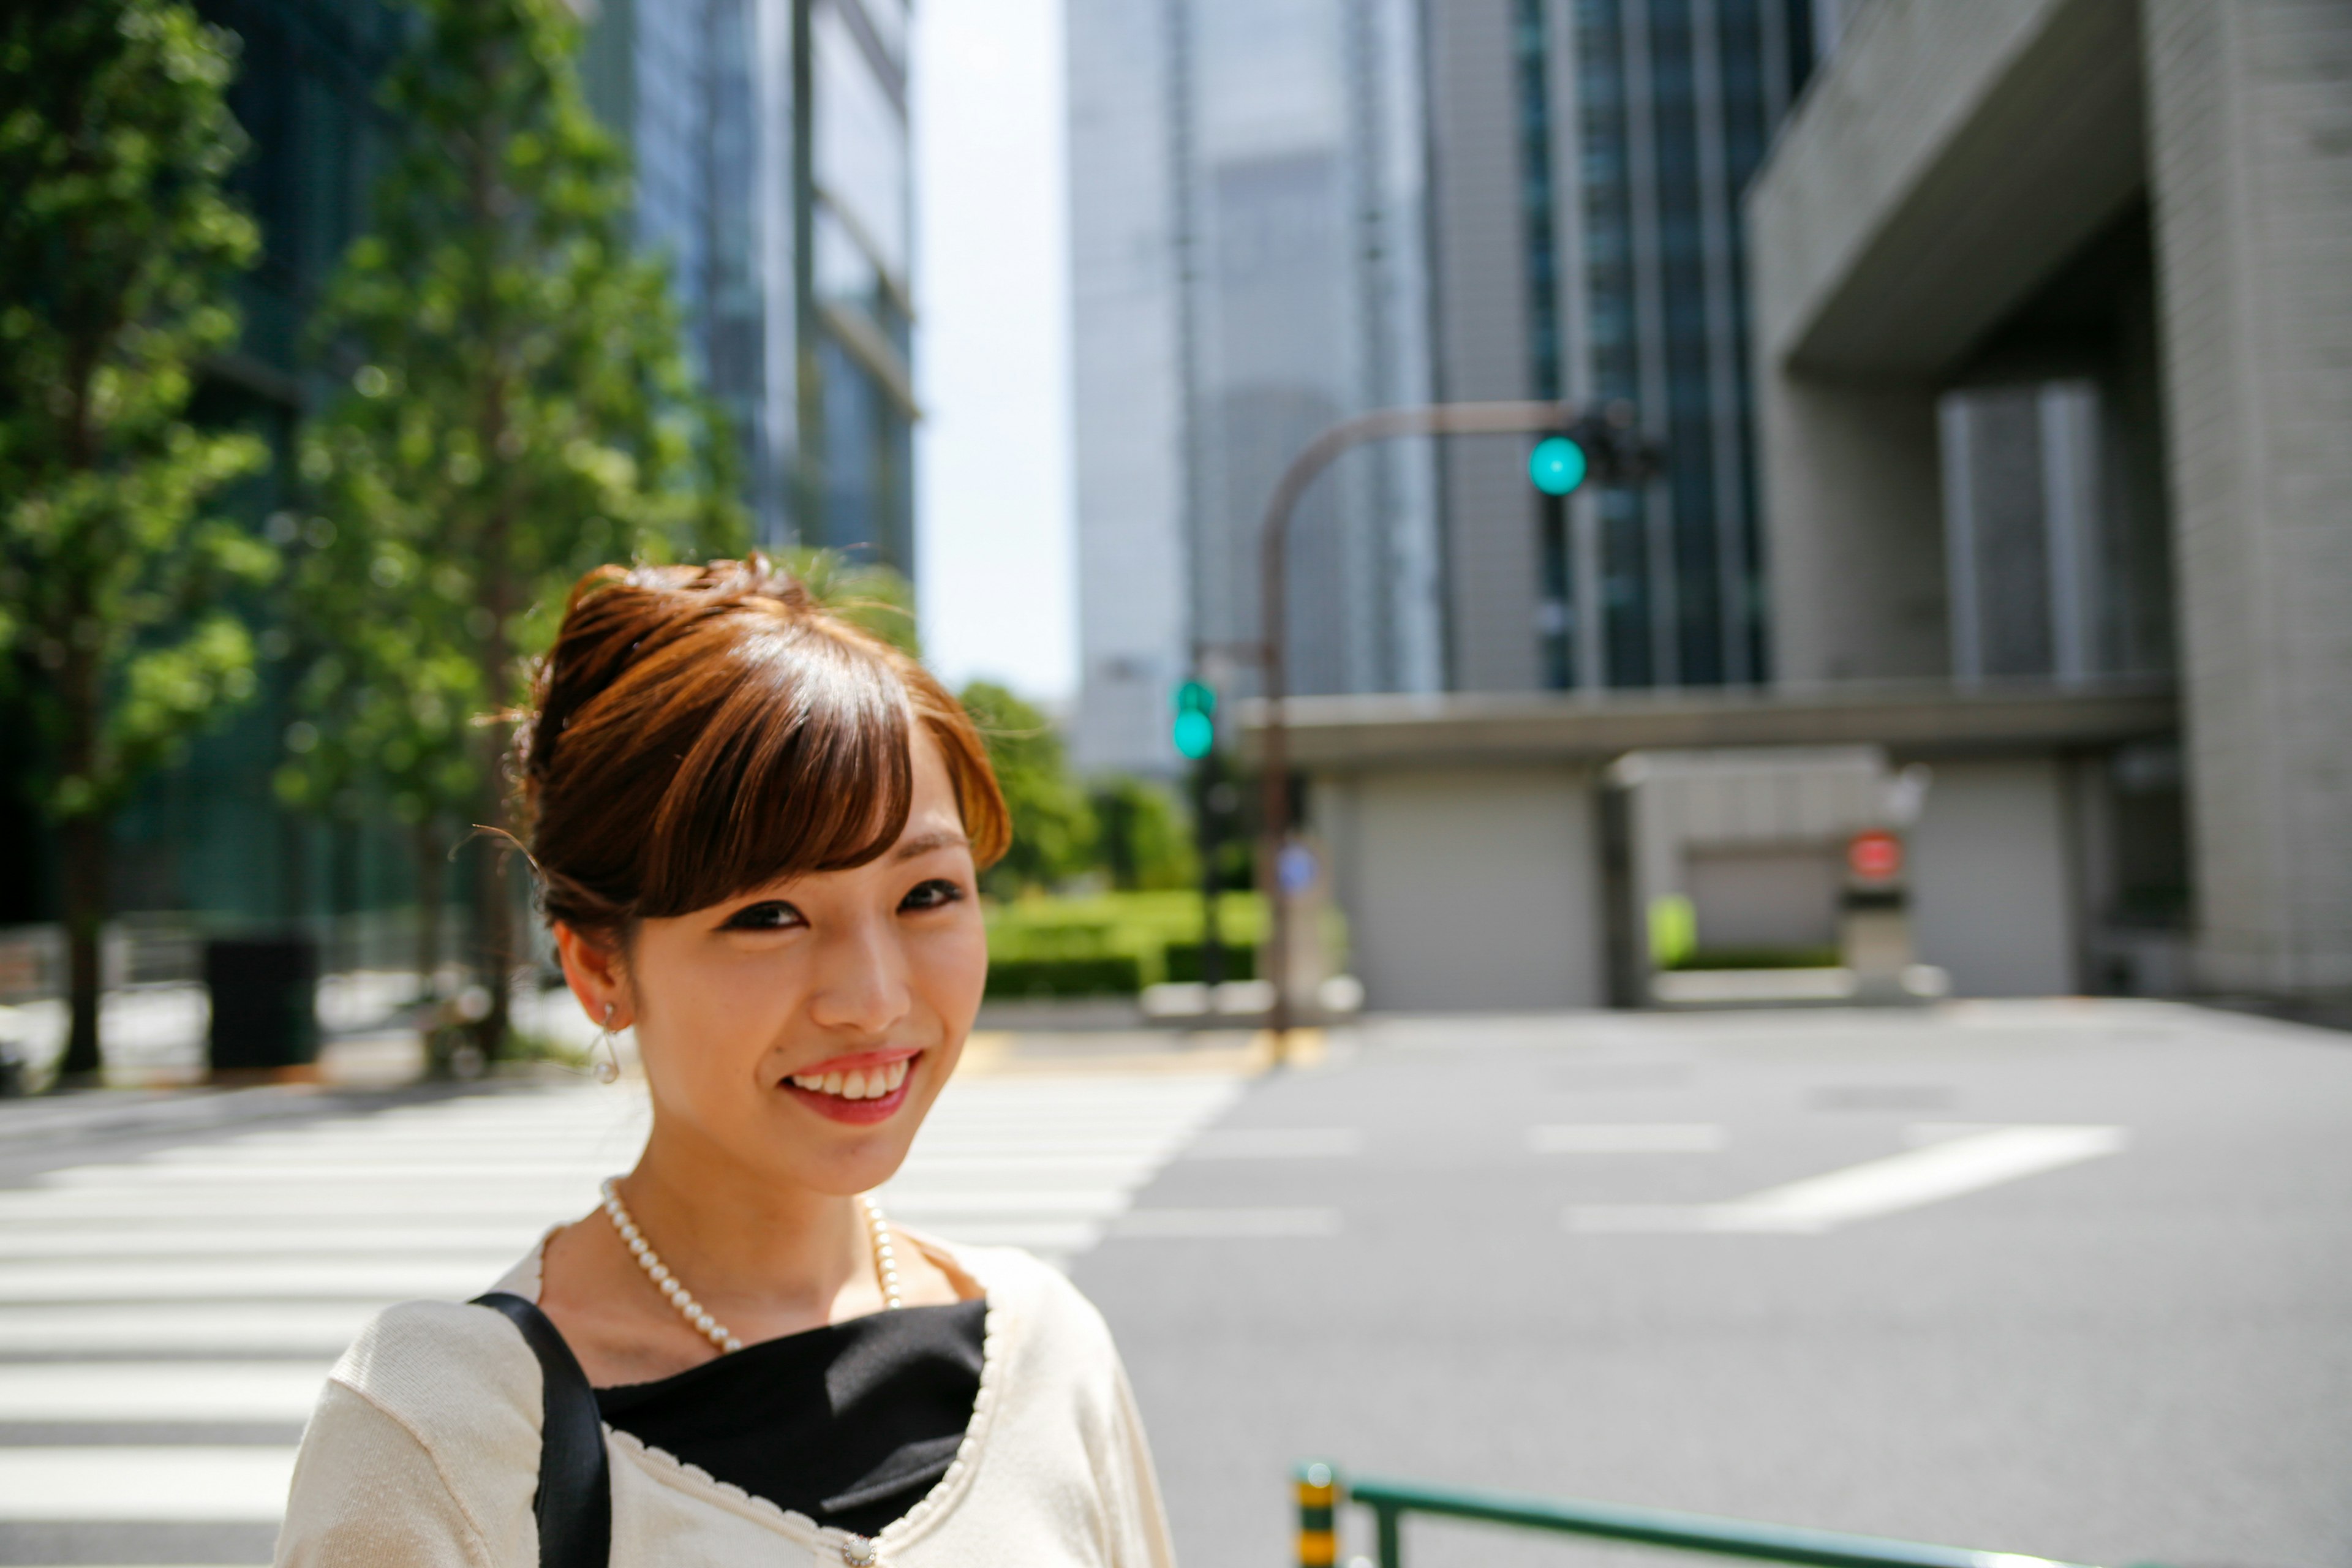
{"left": 1172, "top": 679, "right": 1216, "bottom": 759}
{"left": 1173, "top": 710, "right": 1214, "bottom": 760}
{"left": 1529, "top": 435, "right": 1588, "bottom": 497}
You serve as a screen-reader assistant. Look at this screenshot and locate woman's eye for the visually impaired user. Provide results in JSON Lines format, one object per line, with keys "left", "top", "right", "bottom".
{"left": 722, "top": 900, "right": 804, "bottom": 931}
{"left": 900, "top": 878, "right": 966, "bottom": 913}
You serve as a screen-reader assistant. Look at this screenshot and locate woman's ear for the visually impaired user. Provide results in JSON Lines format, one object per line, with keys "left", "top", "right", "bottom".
{"left": 552, "top": 921, "right": 635, "bottom": 1030}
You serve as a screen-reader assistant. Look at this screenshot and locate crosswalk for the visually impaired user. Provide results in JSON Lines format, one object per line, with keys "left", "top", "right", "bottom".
{"left": 0, "top": 1065, "right": 1248, "bottom": 1565}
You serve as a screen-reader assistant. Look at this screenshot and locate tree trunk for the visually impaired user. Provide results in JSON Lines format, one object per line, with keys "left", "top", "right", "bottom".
{"left": 471, "top": 772, "right": 513, "bottom": 1061}
{"left": 55, "top": 813, "right": 108, "bottom": 1088}
{"left": 413, "top": 819, "right": 444, "bottom": 1002}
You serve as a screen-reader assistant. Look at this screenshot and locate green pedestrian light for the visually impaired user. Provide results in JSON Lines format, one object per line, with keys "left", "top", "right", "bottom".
{"left": 1172, "top": 679, "right": 1216, "bottom": 760}
{"left": 1529, "top": 434, "right": 1589, "bottom": 497}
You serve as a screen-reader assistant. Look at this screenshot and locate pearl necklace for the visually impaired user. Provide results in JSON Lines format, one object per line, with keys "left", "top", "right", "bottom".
{"left": 600, "top": 1178, "right": 903, "bottom": 1355}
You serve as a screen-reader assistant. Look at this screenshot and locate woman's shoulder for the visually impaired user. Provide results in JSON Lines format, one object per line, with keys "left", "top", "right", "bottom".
{"left": 948, "top": 1244, "right": 1123, "bottom": 1366}
{"left": 327, "top": 1297, "right": 543, "bottom": 1449}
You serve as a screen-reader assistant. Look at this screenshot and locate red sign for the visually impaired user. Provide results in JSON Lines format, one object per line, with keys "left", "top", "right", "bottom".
{"left": 1848, "top": 829, "right": 1904, "bottom": 881}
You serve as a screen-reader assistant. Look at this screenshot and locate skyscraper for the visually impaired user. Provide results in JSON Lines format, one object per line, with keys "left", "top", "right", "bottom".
{"left": 1069, "top": 0, "right": 1820, "bottom": 772}
{"left": 1068, "top": 0, "right": 1443, "bottom": 774}
{"left": 1422, "top": 0, "right": 1819, "bottom": 694}
{"left": 586, "top": 0, "right": 917, "bottom": 573}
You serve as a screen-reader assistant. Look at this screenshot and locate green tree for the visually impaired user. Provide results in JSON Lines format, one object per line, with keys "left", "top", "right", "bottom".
{"left": 0, "top": 1, "right": 272, "bottom": 1086}
{"left": 286, "top": 0, "right": 743, "bottom": 1061}
{"left": 957, "top": 680, "right": 1096, "bottom": 898}
{"left": 781, "top": 547, "right": 919, "bottom": 658}
{"left": 1088, "top": 775, "right": 1197, "bottom": 892}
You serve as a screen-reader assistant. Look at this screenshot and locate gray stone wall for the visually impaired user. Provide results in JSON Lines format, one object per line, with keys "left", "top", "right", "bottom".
{"left": 2143, "top": 0, "right": 2352, "bottom": 993}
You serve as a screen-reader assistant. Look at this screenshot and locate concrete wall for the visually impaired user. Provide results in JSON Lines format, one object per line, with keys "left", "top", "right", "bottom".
{"left": 2142, "top": 0, "right": 2352, "bottom": 994}
{"left": 1315, "top": 767, "right": 1602, "bottom": 1010}
{"left": 1907, "top": 758, "right": 2078, "bottom": 997}
{"left": 1422, "top": 0, "right": 1542, "bottom": 693}
{"left": 1755, "top": 379, "right": 1948, "bottom": 683}
{"left": 1749, "top": 0, "right": 2146, "bottom": 685}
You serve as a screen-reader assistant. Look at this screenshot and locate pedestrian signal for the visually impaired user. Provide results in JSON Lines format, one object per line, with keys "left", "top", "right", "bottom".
{"left": 1529, "top": 435, "right": 1589, "bottom": 497}
{"left": 1172, "top": 680, "right": 1216, "bottom": 760}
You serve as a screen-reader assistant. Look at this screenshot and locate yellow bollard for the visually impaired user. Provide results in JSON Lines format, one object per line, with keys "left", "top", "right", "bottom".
{"left": 1297, "top": 1461, "right": 1339, "bottom": 1567}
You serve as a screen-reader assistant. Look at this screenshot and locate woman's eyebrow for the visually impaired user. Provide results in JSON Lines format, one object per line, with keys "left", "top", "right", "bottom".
{"left": 892, "top": 829, "right": 972, "bottom": 862}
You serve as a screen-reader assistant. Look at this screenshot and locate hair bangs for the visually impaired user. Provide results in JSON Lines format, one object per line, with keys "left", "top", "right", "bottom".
{"left": 633, "top": 624, "right": 914, "bottom": 919}
{"left": 524, "top": 554, "right": 1012, "bottom": 943}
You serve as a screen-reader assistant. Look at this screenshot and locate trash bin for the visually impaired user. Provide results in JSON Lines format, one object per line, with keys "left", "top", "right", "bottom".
{"left": 205, "top": 935, "right": 320, "bottom": 1074}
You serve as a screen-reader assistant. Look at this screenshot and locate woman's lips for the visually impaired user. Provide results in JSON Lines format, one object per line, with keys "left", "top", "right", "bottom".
{"left": 780, "top": 1051, "right": 918, "bottom": 1125}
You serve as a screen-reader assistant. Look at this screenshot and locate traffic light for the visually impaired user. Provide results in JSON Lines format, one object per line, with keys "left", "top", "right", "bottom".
{"left": 1172, "top": 679, "right": 1216, "bottom": 760}
{"left": 1528, "top": 435, "right": 1588, "bottom": 497}
{"left": 1529, "top": 405, "right": 1665, "bottom": 496}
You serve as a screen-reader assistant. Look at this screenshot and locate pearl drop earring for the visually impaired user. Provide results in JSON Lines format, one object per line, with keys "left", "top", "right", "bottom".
{"left": 593, "top": 1001, "right": 621, "bottom": 1084}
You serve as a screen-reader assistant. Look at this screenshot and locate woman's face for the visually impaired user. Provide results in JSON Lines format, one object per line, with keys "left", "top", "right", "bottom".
{"left": 617, "top": 725, "right": 989, "bottom": 1197}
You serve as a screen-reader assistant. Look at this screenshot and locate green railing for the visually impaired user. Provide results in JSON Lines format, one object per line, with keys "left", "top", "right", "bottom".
{"left": 1296, "top": 1464, "right": 2119, "bottom": 1568}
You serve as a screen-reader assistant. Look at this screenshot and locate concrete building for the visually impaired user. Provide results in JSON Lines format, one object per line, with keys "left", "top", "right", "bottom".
{"left": 587, "top": 0, "right": 918, "bottom": 571}
{"left": 1250, "top": 0, "right": 2349, "bottom": 1011}
{"left": 1749, "top": 0, "right": 2351, "bottom": 998}
{"left": 1067, "top": 0, "right": 1445, "bottom": 774}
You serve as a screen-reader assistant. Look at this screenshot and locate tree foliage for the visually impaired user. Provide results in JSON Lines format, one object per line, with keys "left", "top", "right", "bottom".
{"left": 956, "top": 680, "right": 1097, "bottom": 898}
{"left": 281, "top": 0, "right": 745, "bottom": 1049}
{"left": 780, "top": 547, "right": 919, "bottom": 659}
{"left": 0, "top": 0, "right": 272, "bottom": 1082}
{"left": 1089, "top": 776, "right": 1197, "bottom": 892}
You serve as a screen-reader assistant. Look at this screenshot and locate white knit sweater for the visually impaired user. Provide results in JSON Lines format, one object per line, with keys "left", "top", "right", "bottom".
{"left": 274, "top": 1241, "right": 1178, "bottom": 1567}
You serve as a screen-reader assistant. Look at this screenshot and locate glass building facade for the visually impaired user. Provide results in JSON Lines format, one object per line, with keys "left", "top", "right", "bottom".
{"left": 587, "top": 0, "right": 918, "bottom": 573}
{"left": 1548, "top": 0, "right": 1817, "bottom": 689}
{"left": 1068, "top": 0, "right": 1442, "bottom": 774}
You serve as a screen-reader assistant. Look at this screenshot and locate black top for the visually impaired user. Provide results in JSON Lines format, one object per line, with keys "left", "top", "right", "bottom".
{"left": 594, "top": 1298, "right": 987, "bottom": 1539}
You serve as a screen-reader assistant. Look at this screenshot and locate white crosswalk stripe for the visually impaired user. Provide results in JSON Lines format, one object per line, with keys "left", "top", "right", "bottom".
{"left": 0, "top": 1066, "right": 1247, "bottom": 1560}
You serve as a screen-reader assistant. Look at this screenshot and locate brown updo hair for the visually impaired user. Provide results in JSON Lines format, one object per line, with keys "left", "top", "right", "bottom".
{"left": 516, "top": 556, "right": 1009, "bottom": 946}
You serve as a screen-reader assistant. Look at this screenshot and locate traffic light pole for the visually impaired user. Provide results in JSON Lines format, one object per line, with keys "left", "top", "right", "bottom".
{"left": 1256, "top": 399, "right": 1600, "bottom": 1050}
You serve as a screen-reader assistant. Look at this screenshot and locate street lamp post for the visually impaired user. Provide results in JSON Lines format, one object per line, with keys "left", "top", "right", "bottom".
{"left": 1255, "top": 399, "right": 1611, "bottom": 1049}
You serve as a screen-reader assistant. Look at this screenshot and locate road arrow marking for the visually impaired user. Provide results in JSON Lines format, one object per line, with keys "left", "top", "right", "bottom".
{"left": 1567, "top": 1124, "right": 2127, "bottom": 1234}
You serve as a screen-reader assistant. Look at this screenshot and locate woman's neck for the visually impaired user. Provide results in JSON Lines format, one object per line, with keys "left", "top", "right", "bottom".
{"left": 619, "top": 1120, "right": 876, "bottom": 1327}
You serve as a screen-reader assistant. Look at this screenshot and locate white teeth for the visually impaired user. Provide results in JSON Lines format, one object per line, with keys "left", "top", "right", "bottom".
{"left": 789, "top": 1059, "right": 914, "bottom": 1098}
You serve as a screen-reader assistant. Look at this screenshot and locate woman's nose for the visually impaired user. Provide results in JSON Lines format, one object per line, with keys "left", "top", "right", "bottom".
{"left": 806, "top": 917, "right": 914, "bottom": 1035}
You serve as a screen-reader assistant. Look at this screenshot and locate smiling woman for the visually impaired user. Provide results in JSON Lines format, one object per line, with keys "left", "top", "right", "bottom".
{"left": 276, "top": 559, "right": 1177, "bottom": 1568}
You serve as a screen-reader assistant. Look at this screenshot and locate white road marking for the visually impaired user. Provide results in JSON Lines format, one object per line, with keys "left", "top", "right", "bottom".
{"left": 0, "top": 1362, "right": 333, "bottom": 1423}
{"left": 0, "top": 1068, "right": 1256, "bottom": 1533}
{"left": 0, "top": 1303, "right": 376, "bottom": 1355}
{"left": 1112, "top": 1207, "right": 1343, "bottom": 1238}
{"left": 0, "top": 1226, "right": 556, "bottom": 1257}
{"left": 1182, "top": 1128, "right": 1364, "bottom": 1159}
{"left": 0, "top": 1447, "right": 298, "bottom": 1520}
{"left": 1529, "top": 1123, "right": 1726, "bottom": 1153}
{"left": 0, "top": 1259, "right": 513, "bottom": 1303}
{"left": 1568, "top": 1125, "right": 2128, "bottom": 1234}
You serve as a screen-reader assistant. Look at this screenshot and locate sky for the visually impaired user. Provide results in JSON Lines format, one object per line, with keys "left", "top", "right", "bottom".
{"left": 911, "top": 0, "right": 1078, "bottom": 705}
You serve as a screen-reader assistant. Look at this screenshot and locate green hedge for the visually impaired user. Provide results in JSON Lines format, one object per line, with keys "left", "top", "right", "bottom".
{"left": 984, "top": 954, "right": 1144, "bottom": 998}
{"left": 1161, "top": 942, "right": 1256, "bottom": 983}
{"left": 1664, "top": 946, "right": 1842, "bottom": 971}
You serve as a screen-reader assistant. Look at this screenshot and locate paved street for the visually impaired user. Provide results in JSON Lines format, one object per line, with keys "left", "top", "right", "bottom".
{"left": 1081, "top": 1001, "right": 2352, "bottom": 1568}
{"left": 1, "top": 1001, "right": 2346, "bottom": 1567}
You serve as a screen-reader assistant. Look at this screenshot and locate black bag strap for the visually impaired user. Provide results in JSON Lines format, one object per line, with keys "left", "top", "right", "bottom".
{"left": 473, "top": 1291, "right": 611, "bottom": 1568}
